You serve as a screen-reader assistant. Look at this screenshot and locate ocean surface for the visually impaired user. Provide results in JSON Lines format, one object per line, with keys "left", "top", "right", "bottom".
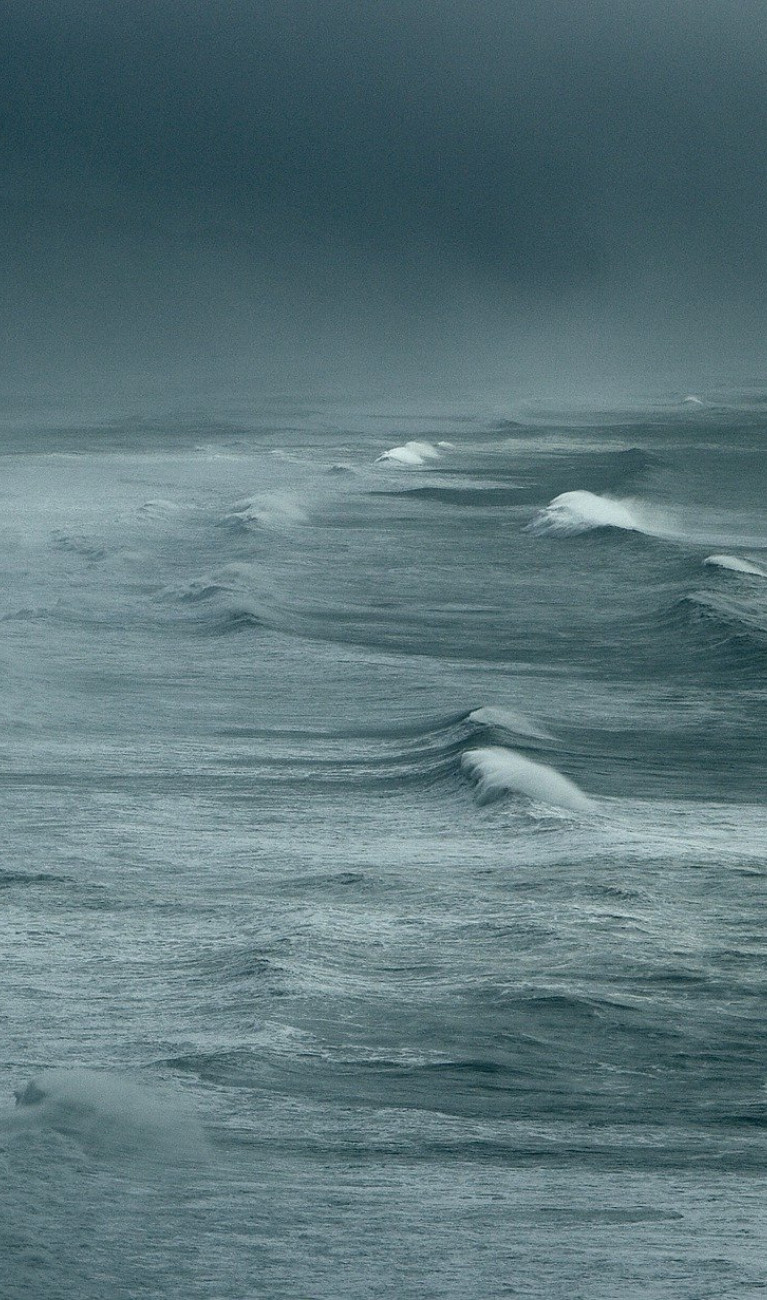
{"left": 1, "top": 391, "right": 766, "bottom": 1298}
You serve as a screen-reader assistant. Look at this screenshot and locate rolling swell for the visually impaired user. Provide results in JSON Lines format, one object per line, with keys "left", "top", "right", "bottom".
{"left": 680, "top": 589, "right": 767, "bottom": 654}
{"left": 211, "top": 708, "right": 560, "bottom": 795}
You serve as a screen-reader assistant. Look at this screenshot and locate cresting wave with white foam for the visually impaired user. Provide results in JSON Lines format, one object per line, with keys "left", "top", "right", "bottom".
{"left": 526, "top": 490, "right": 665, "bottom": 537}
{"left": 528, "top": 492, "right": 767, "bottom": 549}
{"left": 703, "top": 554, "right": 767, "bottom": 578}
{"left": 460, "top": 746, "right": 593, "bottom": 812}
{"left": 375, "top": 441, "right": 441, "bottom": 466}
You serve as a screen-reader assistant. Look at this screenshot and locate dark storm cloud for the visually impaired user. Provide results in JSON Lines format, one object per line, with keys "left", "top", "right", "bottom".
{"left": 2, "top": 1, "right": 767, "bottom": 393}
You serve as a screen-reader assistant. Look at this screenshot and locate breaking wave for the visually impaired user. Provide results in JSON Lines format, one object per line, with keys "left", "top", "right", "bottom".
{"left": 526, "top": 491, "right": 668, "bottom": 538}
{"left": 703, "top": 554, "right": 767, "bottom": 578}
{"left": 375, "top": 441, "right": 441, "bottom": 467}
{"left": 460, "top": 746, "right": 593, "bottom": 811}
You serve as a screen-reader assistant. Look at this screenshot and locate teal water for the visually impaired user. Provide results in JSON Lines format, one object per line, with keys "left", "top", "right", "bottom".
{"left": 2, "top": 393, "right": 766, "bottom": 1298}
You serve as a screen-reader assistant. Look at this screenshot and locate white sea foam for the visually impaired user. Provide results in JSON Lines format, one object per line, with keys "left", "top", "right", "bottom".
{"left": 375, "top": 441, "right": 441, "bottom": 466}
{"left": 526, "top": 490, "right": 664, "bottom": 537}
{"left": 461, "top": 746, "right": 593, "bottom": 811}
{"left": 703, "top": 554, "right": 767, "bottom": 578}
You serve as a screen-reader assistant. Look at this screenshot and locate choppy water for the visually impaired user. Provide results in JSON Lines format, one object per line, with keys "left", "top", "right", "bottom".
{"left": 2, "top": 392, "right": 766, "bottom": 1298}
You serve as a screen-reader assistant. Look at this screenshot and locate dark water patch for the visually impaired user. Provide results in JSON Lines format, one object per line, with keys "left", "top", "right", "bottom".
{"left": 286, "top": 871, "right": 368, "bottom": 892}
{"left": 197, "top": 605, "right": 268, "bottom": 635}
{"left": 0, "top": 871, "right": 72, "bottom": 888}
{"left": 371, "top": 485, "right": 526, "bottom": 508}
{"left": 527, "top": 1204, "right": 684, "bottom": 1224}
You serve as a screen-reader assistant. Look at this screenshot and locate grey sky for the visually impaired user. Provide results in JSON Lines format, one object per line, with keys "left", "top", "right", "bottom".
{"left": 2, "top": 1, "right": 766, "bottom": 398}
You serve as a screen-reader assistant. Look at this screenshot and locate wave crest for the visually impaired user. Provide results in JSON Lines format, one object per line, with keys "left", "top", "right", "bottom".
{"left": 467, "top": 706, "right": 553, "bottom": 741}
{"left": 526, "top": 490, "right": 649, "bottom": 536}
{"left": 703, "top": 554, "right": 767, "bottom": 578}
{"left": 461, "top": 746, "right": 593, "bottom": 811}
{"left": 375, "top": 441, "right": 441, "bottom": 467}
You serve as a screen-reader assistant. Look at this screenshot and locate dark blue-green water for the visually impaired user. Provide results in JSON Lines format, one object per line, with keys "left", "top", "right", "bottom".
{"left": 2, "top": 393, "right": 766, "bottom": 1298}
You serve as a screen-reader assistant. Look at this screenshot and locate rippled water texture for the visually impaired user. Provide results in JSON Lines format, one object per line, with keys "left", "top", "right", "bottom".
{"left": 2, "top": 393, "right": 766, "bottom": 1298}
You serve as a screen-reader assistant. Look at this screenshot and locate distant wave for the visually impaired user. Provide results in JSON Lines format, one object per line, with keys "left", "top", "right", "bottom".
{"left": 137, "top": 498, "right": 188, "bottom": 519}
{"left": 50, "top": 531, "right": 108, "bottom": 562}
{"left": 461, "top": 746, "right": 593, "bottom": 811}
{"left": 703, "top": 554, "right": 767, "bottom": 578}
{"left": 375, "top": 440, "right": 441, "bottom": 467}
{"left": 166, "top": 563, "right": 261, "bottom": 604}
{"left": 526, "top": 490, "right": 666, "bottom": 538}
{"left": 223, "top": 493, "right": 308, "bottom": 531}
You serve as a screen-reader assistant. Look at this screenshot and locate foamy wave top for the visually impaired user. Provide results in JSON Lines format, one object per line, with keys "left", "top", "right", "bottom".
{"left": 375, "top": 441, "right": 441, "bottom": 467}
{"left": 703, "top": 554, "right": 767, "bottom": 578}
{"left": 461, "top": 746, "right": 593, "bottom": 811}
{"left": 526, "top": 490, "right": 655, "bottom": 537}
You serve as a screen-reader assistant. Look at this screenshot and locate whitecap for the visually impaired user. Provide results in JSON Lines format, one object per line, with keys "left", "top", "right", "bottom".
{"left": 702, "top": 554, "right": 767, "bottom": 578}
{"left": 526, "top": 490, "right": 663, "bottom": 537}
{"left": 375, "top": 441, "right": 441, "bottom": 466}
{"left": 461, "top": 746, "right": 593, "bottom": 812}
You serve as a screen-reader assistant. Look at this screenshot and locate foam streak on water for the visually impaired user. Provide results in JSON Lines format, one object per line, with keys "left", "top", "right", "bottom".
{"left": 2, "top": 398, "right": 767, "bottom": 1299}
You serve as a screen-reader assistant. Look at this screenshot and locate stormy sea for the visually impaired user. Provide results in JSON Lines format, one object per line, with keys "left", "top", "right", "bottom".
{"left": 2, "top": 389, "right": 766, "bottom": 1299}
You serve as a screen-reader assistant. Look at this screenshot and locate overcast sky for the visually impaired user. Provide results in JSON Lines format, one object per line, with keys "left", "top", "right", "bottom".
{"left": 2, "top": 1, "right": 766, "bottom": 401}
